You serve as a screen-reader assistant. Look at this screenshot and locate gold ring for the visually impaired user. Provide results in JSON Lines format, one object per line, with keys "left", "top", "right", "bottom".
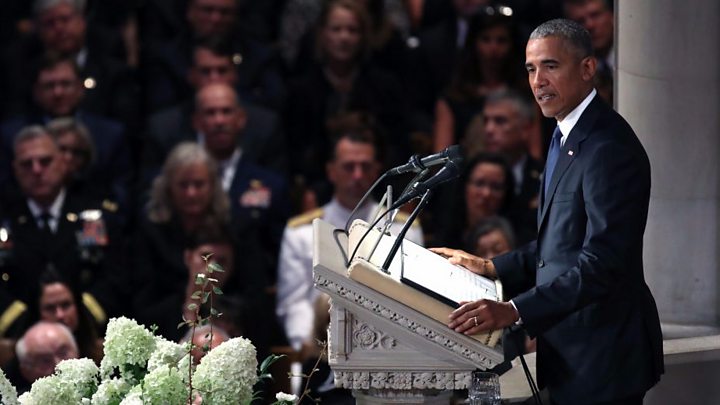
{"left": 473, "top": 316, "right": 478, "bottom": 326}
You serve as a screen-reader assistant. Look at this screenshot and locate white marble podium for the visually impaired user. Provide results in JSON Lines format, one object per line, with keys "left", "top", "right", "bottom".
{"left": 312, "top": 219, "right": 504, "bottom": 404}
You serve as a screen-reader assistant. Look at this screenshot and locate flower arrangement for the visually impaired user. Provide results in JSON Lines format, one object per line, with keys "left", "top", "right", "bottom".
{"left": 0, "top": 254, "right": 298, "bottom": 405}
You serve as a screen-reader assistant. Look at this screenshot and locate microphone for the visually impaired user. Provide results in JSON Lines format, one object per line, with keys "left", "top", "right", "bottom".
{"left": 387, "top": 145, "right": 461, "bottom": 176}
{"left": 390, "top": 158, "right": 462, "bottom": 210}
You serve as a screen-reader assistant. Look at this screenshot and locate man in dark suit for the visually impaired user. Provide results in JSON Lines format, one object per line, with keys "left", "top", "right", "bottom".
{"left": 0, "top": 126, "right": 126, "bottom": 320}
{"left": 482, "top": 89, "right": 544, "bottom": 245}
{"left": 192, "top": 83, "right": 289, "bottom": 283}
{"left": 433, "top": 19, "right": 663, "bottom": 404}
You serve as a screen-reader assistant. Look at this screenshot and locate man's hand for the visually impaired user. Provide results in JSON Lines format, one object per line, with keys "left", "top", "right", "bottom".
{"left": 448, "top": 300, "right": 519, "bottom": 334}
{"left": 430, "top": 247, "right": 497, "bottom": 278}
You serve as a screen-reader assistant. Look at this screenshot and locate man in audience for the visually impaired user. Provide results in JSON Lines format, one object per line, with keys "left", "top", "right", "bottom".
{"left": 482, "top": 90, "right": 543, "bottom": 244}
{"left": 276, "top": 123, "right": 424, "bottom": 357}
{"left": 142, "top": 39, "right": 286, "bottom": 184}
{"left": 564, "top": 0, "right": 614, "bottom": 102}
{"left": 192, "top": 83, "right": 289, "bottom": 282}
{"left": 12, "top": 321, "right": 79, "bottom": 393}
{"left": 0, "top": 126, "right": 125, "bottom": 319}
{"left": 181, "top": 324, "right": 230, "bottom": 365}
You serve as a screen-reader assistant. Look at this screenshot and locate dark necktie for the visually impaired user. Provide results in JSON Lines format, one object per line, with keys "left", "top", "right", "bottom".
{"left": 544, "top": 126, "right": 563, "bottom": 196}
{"left": 39, "top": 212, "right": 53, "bottom": 236}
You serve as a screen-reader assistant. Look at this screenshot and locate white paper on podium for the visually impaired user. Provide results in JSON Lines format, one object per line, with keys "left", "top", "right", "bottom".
{"left": 348, "top": 219, "right": 502, "bottom": 308}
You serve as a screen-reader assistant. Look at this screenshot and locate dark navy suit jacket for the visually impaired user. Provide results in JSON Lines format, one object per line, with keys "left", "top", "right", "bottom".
{"left": 492, "top": 95, "right": 663, "bottom": 404}
{"left": 0, "top": 111, "right": 131, "bottom": 218}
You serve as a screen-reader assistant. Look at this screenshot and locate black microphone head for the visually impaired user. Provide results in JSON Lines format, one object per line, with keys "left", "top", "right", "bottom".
{"left": 445, "top": 144, "right": 462, "bottom": 161}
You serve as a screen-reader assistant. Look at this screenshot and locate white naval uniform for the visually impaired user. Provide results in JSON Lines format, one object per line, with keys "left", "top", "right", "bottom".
{"left": 276, "top": 198, "right": 424, "bottom": 350}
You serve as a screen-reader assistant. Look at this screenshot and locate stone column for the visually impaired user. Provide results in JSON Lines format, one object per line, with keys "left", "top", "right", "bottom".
{"left": 616, "top": 1, "right": 720, "bottom": 336}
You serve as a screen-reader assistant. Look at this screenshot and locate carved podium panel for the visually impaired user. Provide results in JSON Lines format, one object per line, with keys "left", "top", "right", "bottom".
{"left": 312, "top": 219, "right": 504, "bottom": 404}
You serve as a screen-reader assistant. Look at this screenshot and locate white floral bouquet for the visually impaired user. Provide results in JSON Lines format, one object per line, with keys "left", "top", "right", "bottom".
{"left": 0, "top": 316, "right": 287, "bottom": 405}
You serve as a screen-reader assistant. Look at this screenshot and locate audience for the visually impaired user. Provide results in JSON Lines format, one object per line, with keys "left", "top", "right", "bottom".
{"left": 433, "top": 11, "right": 526, "bottom": 152}
{"left": 181, "top": 324, "right": 231, "bottom": 365}
{"left": 0, "top": 56, "right": 132, "bottom": 216}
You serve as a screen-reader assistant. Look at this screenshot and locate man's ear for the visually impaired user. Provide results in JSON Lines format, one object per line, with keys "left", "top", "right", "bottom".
{"left": 581, "top": 56, "right": 597, "bottom": 83}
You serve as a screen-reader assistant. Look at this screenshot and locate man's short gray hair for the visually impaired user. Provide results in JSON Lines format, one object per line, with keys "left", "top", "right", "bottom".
{"left": 529, "top": 18, "right": 593, "bottom": 60}
{"left": 16, "top": 321, "right": 78, "bottom": 363}
{"left": 484, "top": 89, "right": 536, "bottom": 124}
{"left": 34, "top": 0, "right": 85, "bottom": 16}
{"left": 13, "top": 125, "right": 55, "bottom": 153}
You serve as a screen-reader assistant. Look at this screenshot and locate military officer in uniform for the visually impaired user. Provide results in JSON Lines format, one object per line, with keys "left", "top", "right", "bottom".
{"left": 0, "top": 125, "right": 125, "bottom": 325}
{"left": 276, "top": 128, "right": 424, "bottom": 356}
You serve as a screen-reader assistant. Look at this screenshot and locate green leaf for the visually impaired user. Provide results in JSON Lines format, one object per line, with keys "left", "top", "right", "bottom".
{"left": 191, "top": 291, "right": 202, "bottom": 300}
{"left": 187, "top": 303, "right": 198, "bottom": 311}
{"left": 202, "top": 291, "right": 210, "bottom": 304}
{"left": 210, "top": 307, "right": 219, "bottom": 316}
{"left": 208, "top": 262, "right": 225, "bottom": 273}
{"left": 212, "top": 286, "right": 224, "bottom": 295}
{"left": 177, "top": 321, "right": 188, "bottom": 329}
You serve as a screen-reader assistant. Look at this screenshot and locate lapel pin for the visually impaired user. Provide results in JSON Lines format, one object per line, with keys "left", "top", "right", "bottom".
{"left": 568, "top": 150, "right": 574, "bottom": 156}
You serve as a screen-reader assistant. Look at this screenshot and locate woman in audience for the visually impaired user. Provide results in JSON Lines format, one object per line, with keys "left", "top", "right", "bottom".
{"left": 285, "top": 0, "right": 409, "bottom": 206}
{"left": 433, "top": 11, "right": 526, "bottom": 152}
{"left": 0, "top": 269, "right": 104, "bottom": 366}
{"left": 132, "top": 142, "right": 233, "bottom": 340}
{"left": 434, "top": 153, "right": 514, "bottom": 249}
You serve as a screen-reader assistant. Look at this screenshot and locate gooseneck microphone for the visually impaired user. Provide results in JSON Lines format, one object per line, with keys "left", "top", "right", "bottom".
{"left": 386, "top": 145, "right": 461, "bottom": 176}
{"left": 389, "top": 158, "right": 462, "bottom": 210}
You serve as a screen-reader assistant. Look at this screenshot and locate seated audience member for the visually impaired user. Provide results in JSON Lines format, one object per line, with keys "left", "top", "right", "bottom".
{"left": 9, "top": 321, "right": 79, "bottom": 393}
{"left": 132, "top": 142, "right": 264, "bottom": 341}
{"left": 432, "top": 153, "right": 514, "bottom": 249}
{"left": 0, "top": 56, "right": 131, "bottom": 216}
{"left": 142, "top": 39, "right": 287, "bottom": 183}
{"left": 0, "top": 269, "right": 104, "bottom": 367}
{"left": 481, "top": 90, "right": 543, "bottom": 244}
{"left": 433, "top": 11, "right": 526, "bottom": 153}
{"left": 285, "top": 0, "right": 410, "bottom": 195}
{"left": 142, "top": 0, "right": 285, "bottom": 112}
{"left": 0, "top": 126, "right": 126, "bottom": 320}
{"left": 276, "top": 125, "right": 424, "bottom": 368}
{"left": 181, "top": 324, "right": 231, "bottom": 365}
{"left": 465, "top": 216, "right": 515, "bottom": 259}
{"left": 277, "top": 126, "right": 423, "bottom": 403}
{"left": 193, "top": 83, "right": 290, "bottom": 282}
{"left": 563, "top": 0, "right": 614, "bottom": 103}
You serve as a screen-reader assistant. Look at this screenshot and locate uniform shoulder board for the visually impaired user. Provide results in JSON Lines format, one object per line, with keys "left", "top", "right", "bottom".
{"left": 288, "top": 208, "right": 324, "bottom": 228}
{"left": 393, "top": 211, "right": 420, "bottom": 228}
{"left": 0, "top": 300, "right": 27, "bottom": 336}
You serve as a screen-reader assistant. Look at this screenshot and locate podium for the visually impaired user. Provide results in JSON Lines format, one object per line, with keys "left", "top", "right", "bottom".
{"left": 312, "top": 218, "right": 504, "bottom": 404}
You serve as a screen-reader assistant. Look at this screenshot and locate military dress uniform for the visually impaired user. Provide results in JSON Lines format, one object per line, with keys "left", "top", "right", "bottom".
{"left": 0, "top": 187, "right": 125, "bottom": 328}
{"left": 276, "top": 198, "right": 424, "bottom": 350}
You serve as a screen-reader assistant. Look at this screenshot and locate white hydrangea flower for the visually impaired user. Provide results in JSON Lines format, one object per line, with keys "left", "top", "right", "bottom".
{"left": 117, "top": 386, "right": 143, "bottom": 405}
{"left": 91, "top": 377, "right": 132, "bottom": 405}
{"left": 275, "top": 392, "right": 298, "bottom": 403}
{"left": 102, "top": 317, "right": 156, "bottom": 378}
{"left": 147, "top": 337, "right": 187, "bottom": 372}
{"left": 193, "top": 337, "right": 258, "bottom": 405}
{"left": 0, "top": 367, "right": 19, "bottom": 405}
{"left": 55, "top": 358, "right": 99, "bottom": 399}
{"left": 17, "top": 391, "right": 33, "bottom": 405}
{"left": 142, "top": 364, "right": 188, "bottom": 405}
{"left": 26, "top": 375, "right": 79, "bottom": 403}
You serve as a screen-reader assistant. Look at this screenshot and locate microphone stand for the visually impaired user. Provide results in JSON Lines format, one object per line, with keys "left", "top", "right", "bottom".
{"left": 381, "top": 188, "right": 434, "bottom": 272}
